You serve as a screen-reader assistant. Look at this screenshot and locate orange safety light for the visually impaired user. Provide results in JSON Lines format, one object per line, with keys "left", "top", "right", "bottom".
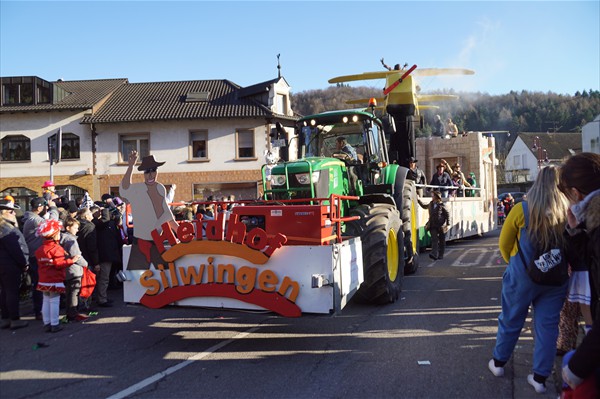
{"left": 368, "top": 98, "right": 377, "bottom": 108}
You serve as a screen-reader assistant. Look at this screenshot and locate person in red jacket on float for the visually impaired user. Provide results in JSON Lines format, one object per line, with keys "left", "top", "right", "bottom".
{"left": 35, "top": 219, "right": 80, "bottom": 333}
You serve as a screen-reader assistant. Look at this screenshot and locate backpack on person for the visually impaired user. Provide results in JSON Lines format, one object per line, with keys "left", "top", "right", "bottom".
{"left": 516, "top": 201, "right": 569, "bottom": 286}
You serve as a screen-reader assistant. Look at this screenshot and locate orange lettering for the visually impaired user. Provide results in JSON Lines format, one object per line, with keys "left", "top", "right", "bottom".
{"left": 278, "top": 276, "right": 299, "bottom": 303}
{"left": 258, "top": 269, "right": 278, "bottom": 292}
{"left": 140, "top": 270, "right": 160, "bottom": 295}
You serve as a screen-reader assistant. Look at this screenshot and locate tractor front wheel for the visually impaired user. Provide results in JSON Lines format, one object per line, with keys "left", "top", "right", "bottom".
{"left": 345, "top": 203, "right": 404, "bottom": 304}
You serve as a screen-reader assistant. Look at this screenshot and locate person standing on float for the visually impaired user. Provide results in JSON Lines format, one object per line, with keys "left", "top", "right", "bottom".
{"left": 120, "top": 151, "right": 178, "bottom": 270}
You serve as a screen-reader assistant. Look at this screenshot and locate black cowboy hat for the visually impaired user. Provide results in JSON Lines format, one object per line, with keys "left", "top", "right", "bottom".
{"left": 0, "top": 199, "right": 21, "bottom": 211}
{"left": 137, "top": 155, "right": 166, "bottom": 171}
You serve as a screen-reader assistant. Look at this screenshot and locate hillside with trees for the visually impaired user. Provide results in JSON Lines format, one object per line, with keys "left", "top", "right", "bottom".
{"left": 291, "top": 86, "right": 600, "bottom": 154}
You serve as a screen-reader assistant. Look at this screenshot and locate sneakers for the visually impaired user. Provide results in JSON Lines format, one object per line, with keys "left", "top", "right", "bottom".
{"left": 527, "top": 374, "right": 546, "bottom": 394}
{"left": 488, "top": 359, "right": 504, "bottom": 377}
{"left": 10, "top": 320, "right": 29, "bottom": 330}
{"left": 44, "top": 324, "right": 51, "bottom": 333}
{"left": 98, "top": 301, "right": 113, "bottom": 308}
{"left": 429, "top": 254, "right": 438, "bottom": 261}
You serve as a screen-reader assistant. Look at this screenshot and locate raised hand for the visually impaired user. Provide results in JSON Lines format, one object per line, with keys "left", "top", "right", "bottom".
{"left": 128, "top": 150, "right": 138, "bottom": 167}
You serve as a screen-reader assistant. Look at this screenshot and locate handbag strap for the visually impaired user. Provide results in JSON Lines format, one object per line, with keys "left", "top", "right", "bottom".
{"left": 516, "top": 201, "right": 529, "bottom": 270}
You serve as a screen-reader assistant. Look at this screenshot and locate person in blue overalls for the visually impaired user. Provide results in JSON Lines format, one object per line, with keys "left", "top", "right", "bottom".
{"left": 489, "top": 165, "right": 570, "bottom": 394}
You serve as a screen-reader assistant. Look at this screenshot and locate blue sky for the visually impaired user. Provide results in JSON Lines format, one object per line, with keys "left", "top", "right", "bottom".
{"left": 1, "top": 1, "right": 598, "bottom": 96}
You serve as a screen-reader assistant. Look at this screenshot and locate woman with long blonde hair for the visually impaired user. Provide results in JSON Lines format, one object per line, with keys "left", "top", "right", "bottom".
{"left": 489, "top": 165, "right": 570, "bottom": 394}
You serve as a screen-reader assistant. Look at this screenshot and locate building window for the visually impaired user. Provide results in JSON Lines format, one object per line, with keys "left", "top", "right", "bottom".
{"left": 236, "top": 129, "right": 255, "bottom": 159}
{"left": 0, "top": 187, "right": 38, "bottom": 213}
{"left": 61, "top": 133, "right": 80, "bottom": 160}
{"left": 37, "top": 80, "right": 51, "bottom": 104}
{"left": 1, "top": 76, "right": 55, "bottom": 106}
{"left": 276, "top": 94, "right": 287, "bottom": 114}
{"left": 190, "top": 131, "right": 208, "bottom": 159}
{"left": 0, "top": 135, "right": 31, "bottom": 161}
{"left": 109, "top": 186, "right": 121, "bottom": 198}
{"left": 119, "top": 134, "right": 149, "bottom": 162}
{"left": 513, "top": 155, "right": 521, "bottom": 168}
{"left": 192, "top": 182, "right": 259, "bottom": 201}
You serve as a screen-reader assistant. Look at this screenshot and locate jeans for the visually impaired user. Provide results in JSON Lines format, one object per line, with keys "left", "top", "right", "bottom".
{"left": 96, "top": 262, "right": 112, "bottom": 304}
{"left": 28, "top": 257, "right": 43, "bottom": 316}
{"left": 493, "top": 259, "right": 568, "bottom": 377}
{"left": 65, "top": 277, "right": 82, "bottom": 319}
{"left": 431, "top": 227, "right": 446, "bottom": 258}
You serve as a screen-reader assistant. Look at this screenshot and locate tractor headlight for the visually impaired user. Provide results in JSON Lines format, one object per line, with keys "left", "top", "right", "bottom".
{"left": 271, "top": 175, "right": 286, "bottom": 186}
{"left": 295, "top": 171, "right": 320, "bottom": 185}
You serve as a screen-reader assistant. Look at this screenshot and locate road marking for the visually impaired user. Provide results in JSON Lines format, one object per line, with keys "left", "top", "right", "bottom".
{"left": 452, "top": 248, "right": 497, "bottom": 267}
{"left": 106, "top": 325, "right": 261, "bottom": 399}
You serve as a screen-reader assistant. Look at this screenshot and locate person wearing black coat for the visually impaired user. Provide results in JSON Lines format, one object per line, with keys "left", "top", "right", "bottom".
{"left": 0, "top": 199, "right": 29, "bottom": 329}
{"left": 76, "top": 208, "right": 100, "bottom": 268}
{"left": 93, "top": 207, "right": 122, "bottom": 307}
{"left": 418, "top": 191, "right": 450, "bottom": 261}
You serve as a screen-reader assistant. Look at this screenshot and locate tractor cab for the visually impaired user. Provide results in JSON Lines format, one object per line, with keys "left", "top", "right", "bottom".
{"left": 262, "top": 108, "right": 391, "bottom": 212}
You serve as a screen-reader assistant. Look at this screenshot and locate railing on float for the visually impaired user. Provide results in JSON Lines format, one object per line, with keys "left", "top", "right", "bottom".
{"left": 126, "top": 193, "right": 360, "bottom": 245}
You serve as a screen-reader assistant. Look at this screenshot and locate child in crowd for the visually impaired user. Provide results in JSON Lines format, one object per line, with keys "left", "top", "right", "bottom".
{"left": 60, "top": 217, "right": 89, "bottom": 322}
{"left": 35, "top": 219, "right": 79, "bottom": 332}
{"left": 497, "top": 201, "right": 505, "bottom": 225}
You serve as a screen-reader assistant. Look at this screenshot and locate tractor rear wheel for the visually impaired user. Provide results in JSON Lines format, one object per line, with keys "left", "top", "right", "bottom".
{"left": 345, "top": 203, "right": 404, "bottom": 304}
{"left": 401, "top": 180, "right": 420, "bottom": 275}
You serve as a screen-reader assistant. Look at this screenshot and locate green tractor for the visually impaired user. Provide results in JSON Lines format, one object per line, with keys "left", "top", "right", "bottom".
{"left": 262, "top": 107, "right": 420, "bottom": 304}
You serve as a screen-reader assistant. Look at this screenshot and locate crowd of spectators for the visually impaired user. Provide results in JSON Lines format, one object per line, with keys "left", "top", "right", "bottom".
{"left": 0, "top": 181, "right": 130, "bottom": 332}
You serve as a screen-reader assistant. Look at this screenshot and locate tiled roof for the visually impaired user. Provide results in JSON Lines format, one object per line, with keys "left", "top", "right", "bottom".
{"left": 0, "top": 78, "right": 128, "bottom": 113}
{"left": 518, "top": 132, "right": 582, "bottom": 161}
{"left": 83, "top": 79, "right": 296, "bottom": 124}
{"left": 238, "top": 77, "right": 289, "bottom": 98}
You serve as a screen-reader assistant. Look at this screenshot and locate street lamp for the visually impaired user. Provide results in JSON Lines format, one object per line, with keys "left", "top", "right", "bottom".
{"left": 531, "top": 136, "right": 548, "bottom": 169}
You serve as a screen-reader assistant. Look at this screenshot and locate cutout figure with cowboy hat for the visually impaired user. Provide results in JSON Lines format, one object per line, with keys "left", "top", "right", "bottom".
{"left": 119, "top": 151, "right": 178, "bottom": 270}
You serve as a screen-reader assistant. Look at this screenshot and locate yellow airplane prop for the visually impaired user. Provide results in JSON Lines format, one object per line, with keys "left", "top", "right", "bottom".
{"left": 328, "top": 64, "right": 474, "bottom": 113}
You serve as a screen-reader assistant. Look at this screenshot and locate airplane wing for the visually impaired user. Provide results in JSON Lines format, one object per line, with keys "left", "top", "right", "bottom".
{"left": 346, "top": 95, "right": 457, "bottom": 105}
{"left": 417, "top": 94, "right": 459, "bottom": 102}
{"left": 412, "top": 68, "right": 475, "bottom": 76}
{"left": 328, "top": 71, "right": 394, "bottom": 83}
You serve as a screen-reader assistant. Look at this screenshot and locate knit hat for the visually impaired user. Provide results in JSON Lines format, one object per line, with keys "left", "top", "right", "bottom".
{"left": 80, "top": 192, "right": 94, "bottom": 209}
{"left": 30, "top": 197, "right": 48, "bottom": 208}
{"left": 42, "top": 180, "right": 55, "bottom": 189}
{"left": 36, "top": 219, "right": 62, "bottom": 238}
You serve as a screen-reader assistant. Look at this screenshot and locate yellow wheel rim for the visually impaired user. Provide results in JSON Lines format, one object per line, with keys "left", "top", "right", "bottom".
{"left": 387, "top": 229, "right": 399, "bottom": 281}
{"left": 411, "top": 199, "right": 418, "bottom": 253}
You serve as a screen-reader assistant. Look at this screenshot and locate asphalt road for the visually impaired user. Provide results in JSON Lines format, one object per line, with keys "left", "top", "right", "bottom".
{"left": 0, "top": 228, "right": 564, "bottom": 399}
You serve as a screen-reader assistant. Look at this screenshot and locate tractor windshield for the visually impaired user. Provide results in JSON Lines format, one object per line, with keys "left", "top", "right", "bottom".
{"left": 297, "top": 111, "right": 388, "bottom": 164}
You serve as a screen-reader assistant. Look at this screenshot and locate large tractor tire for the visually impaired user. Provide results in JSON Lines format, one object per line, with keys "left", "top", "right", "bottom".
{"left": 345, "top": 203, "right": 404, "bottom": 304}
{"left": 401, "top": 180, "right": 420, "bottom": 275}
